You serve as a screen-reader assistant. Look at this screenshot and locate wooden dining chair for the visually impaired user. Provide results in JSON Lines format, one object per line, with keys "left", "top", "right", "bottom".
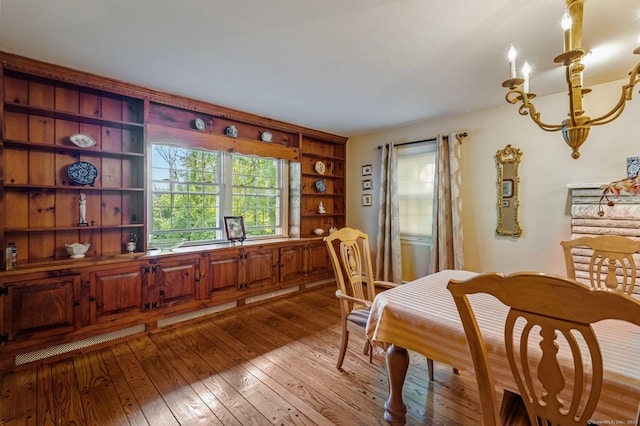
{"left": 561, "top": 235, "right": 640, "bottom": 295}
{"left": 447, "top": 272, "right": 640, "bottom": 426}
{"left": 324, "top": 227, "right": 400, "bottom": 369}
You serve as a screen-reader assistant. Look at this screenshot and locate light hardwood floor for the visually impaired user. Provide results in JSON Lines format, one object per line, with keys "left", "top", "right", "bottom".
{"left": 0, "top": 285, "right": 482, "bottom": 425}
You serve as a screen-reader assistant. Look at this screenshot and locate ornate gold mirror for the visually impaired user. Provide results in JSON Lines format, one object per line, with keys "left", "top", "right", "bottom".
{"left": 496, "top": 144, "right": 522, "bottom": 237}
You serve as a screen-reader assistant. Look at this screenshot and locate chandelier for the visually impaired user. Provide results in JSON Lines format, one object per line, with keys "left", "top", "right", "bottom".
{"left": 502, "top": 0, "right": 640, "bottom": 159}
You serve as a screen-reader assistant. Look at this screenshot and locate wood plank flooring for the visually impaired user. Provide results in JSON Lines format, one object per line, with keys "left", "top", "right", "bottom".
{"left": 0, "top": 285, "right": 482, "bottom": 425}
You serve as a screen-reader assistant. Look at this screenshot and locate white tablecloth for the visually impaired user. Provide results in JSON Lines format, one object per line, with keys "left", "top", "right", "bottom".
{"left": 365, "top": 270, "right": 640, "bottom": 422}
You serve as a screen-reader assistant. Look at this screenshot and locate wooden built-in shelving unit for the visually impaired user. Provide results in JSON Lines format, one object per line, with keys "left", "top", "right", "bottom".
{"left": 2, "top": 68, "right": 146, "bottom": 261}
{"left": 0, "top": 51, "right": 346, "bottom": 371}
{"left": 299, "top": 136, "right": 346, "bottom": 236}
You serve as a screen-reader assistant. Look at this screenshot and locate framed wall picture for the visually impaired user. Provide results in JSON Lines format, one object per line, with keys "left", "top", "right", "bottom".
{"left": 502, "top": 179, "right": 514, "bottom": 199}
{"left": 362, "top": 179, "right": 372, "bottom": 190}
{"left": 362, "top": 164, "right": 372, "bottom": 176}
{"left": 224, "top": 216, "right": 246, "bottom": 242}
{"left": 362, "top": 194, "right": 372, "bottom": 206}
{"left": 628, "top": 156, "right": 640, "bottom": 178}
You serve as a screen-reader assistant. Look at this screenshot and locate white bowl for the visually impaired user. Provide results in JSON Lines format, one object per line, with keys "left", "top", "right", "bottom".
{"left": 313, "top": 228, "right": 325, "bottom": 235}
{"left": 65, "top": 242, "right": 91, "bottom": 259}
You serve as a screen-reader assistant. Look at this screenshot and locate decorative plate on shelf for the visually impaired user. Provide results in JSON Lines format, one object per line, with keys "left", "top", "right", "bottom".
{"left": 261, "top": 131, "right": 273, "bottom": 142}
{"left": 314, "top": 179, "right": 326, "bottom": 193}
{"left": 68, "top": 161, "right": 98, "bottom": 185}
{"left": 69, "top": 133, "right": 97, "bottom": 148}
{"left": 314, "top": 161, "right": 326, "bottom": 175}
{"left": 193, "top": 118, "right": 206, "bottom": 131}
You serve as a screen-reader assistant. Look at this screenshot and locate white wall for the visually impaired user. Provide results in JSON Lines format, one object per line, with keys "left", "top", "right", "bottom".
{"left": 346, "top": 79, "right": 640, "bottom": 275}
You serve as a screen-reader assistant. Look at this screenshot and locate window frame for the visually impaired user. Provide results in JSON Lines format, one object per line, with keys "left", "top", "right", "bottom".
{"left": 148, "top": 141, "right": 288, "bottom": 245}
{"left": 396, "top": 141, "right": 437, "bottom": 241}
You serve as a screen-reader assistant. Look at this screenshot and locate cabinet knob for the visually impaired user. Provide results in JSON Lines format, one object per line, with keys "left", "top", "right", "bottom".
{"left": 89, "top": 296, "right": 96, "bottom": 302}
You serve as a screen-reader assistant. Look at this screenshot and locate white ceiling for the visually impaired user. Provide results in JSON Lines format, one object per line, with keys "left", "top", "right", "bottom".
{"left": 1, "top": 0, "right": 639, "bottom": 137}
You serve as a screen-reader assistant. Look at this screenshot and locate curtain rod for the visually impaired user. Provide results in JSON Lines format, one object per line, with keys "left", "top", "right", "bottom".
{"left": 377, "top": 132, "right": 467, "bottom": 149}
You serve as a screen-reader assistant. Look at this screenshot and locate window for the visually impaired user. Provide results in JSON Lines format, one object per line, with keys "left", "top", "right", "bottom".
{"left": 231, "top": 154, "right": 283, "bottom": 236}
{"left": 150, "top": 143, "right": 285, "bottom": 243}
{"left": 396, "top": 143, "right": 436, "bottom": 238}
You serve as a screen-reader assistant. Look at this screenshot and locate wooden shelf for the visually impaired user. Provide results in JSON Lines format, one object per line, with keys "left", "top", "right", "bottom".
{"left": 6, "top": 224, "right": 143, "bottom": 233}
{"left": 4, "top": 103, "right": 144, "bottom": 130}
{"left": 4, "top": 184, "right": 144, "bottom": 191}
{"left": 3, "top": 139, "right": 144, "bottom": 157}
{"left": 301, "top": 192, "right": 344, "bottom": 197}
{"left": 301, "top": 213, "right": 344, "bottom": 217}
{"left": 301, "top": 152, "right": 345, "bottom": 161}
{"left": 301, "top": 173, "right": 344, "bottom": 179}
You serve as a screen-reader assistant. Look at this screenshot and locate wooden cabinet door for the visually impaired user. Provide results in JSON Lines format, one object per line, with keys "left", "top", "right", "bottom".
{"left": 279, "top": 244, "right": 305, "bottom": 283}
{"left": 3, "top": 275, "right": 81, "bottom": 341}
{"left": 152, "top": 257, "right": 200, "bottom": 309}
{"left": 90, "top": 265, "right": 146, "bottom": 324}
{"left": 306, "top": 241, "right": 332, "bottom": 279}
{"left": 204, "top": 249, "right": 241, "bottom": 297}
{"left": 241, "top": 247, "right": 277, "bottom": 290}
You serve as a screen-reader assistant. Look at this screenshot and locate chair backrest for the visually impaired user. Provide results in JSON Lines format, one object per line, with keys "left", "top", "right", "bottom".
{"left": 324, "top": 227, "right": 377, "bottom": 308}
{"left": 447, "top": 272, "right": 640, "bottom": 426}
{"left": 561, "top": 235, "right": 640, "bottom": 295}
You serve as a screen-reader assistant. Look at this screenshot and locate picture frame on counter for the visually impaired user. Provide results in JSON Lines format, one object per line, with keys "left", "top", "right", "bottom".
{"left": 224, "top": 216, "right": 246, "bottom": 243}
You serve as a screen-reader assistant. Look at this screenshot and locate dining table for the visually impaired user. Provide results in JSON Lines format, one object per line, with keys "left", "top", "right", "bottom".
{"left": 365, "top": 269, "right": 640, "bottom": 425}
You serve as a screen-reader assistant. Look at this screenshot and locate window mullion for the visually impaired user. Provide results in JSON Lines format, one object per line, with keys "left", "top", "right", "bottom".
{"left": 221, "top": 153, "right": 234, "bottom": 217}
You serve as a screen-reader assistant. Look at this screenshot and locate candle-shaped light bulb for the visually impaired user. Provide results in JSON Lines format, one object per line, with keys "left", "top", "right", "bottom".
{"left": 522, "top": 61, "right": 531, "bottom": 93}
{"left": 561, "top": 11, "right": 572, "bottom": 52}
{"left": 508, "top": 45, "right": 517, "bottom": 78}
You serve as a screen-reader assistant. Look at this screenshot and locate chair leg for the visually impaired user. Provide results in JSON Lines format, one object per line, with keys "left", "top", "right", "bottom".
{"left": 499, "top": 389, "right": 529, "bottom": 425}
{"left": 336, "top": 328, "right": 349, "bottom": 369}
{"left": 364, "top": 340, "right": 373, "bottom": 363}
{"left": 427, "top": 357, "right": 434, "bottom": 381}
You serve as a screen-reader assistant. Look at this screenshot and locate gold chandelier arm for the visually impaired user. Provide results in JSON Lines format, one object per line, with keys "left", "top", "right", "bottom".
{"left": 506, "top": 89, "right": 563, "bottom": 132}
{"left": 589, "top": 62, "right": 640, "bottom": 126}
{"left": 502, "top": 0, "right": 639, "bottom": 159}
